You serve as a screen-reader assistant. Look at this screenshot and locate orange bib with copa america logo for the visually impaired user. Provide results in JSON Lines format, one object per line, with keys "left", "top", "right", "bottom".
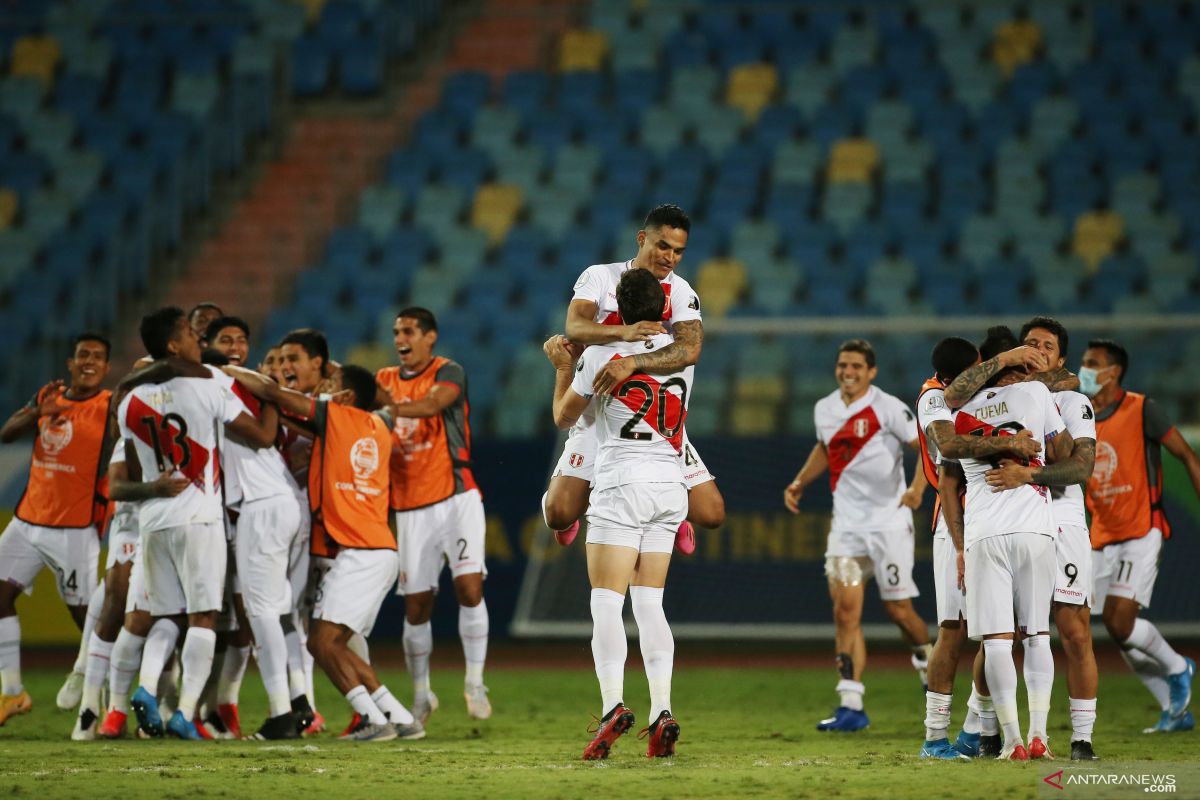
{"left": 1087, "top": 392, "right": 1169, "bottom": 548}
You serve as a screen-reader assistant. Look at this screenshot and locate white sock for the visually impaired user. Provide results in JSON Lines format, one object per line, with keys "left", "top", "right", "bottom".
{"left": 963, "top": 684, "right": 983, "bottom": 735}
{"left": 1122, "top": 647, "right": 1171, "bottom": 710}
{"left": 404, "top": 620, "right": 433, "bottom": 701}
{"left": 630, "top": 585, "right": 673, "bottom": 721}
{"left": 459, "top": 601, "right": 489, "bottom": 689}
{"left": 348, "top": 632, "right": 371, "bottom": 664}
{"left": 108, "top": 629, "right": 146, "bottom": 714}
{"left": 925, "top": 691, "right": 952, "bottom": 742}
{"left": 284, "top": 627, "right": 308, "bottom": 702}
{"left": 590, "top": 588, "right": 627, "bottom": 714}
{"left": 983, "top": 639, "right": 1020, "bottom": 744}
{"left": 138, "top": 618, "right": 179, "bottom": 691}
{"left": 345, "top": 685, "right": 387, "bottom": 725}
{"left": 73, "top": 581, "right": 106, "bottom": 674}
{"left": 303, "top": 643, "right": 316, "bottom": 707}
{"left": 977, "top": 691, "right": 999, "bottom": 736}
{"left": 249, "top": 616, "right": 292, "bottom": 718}
{"left": 217, "top": 644, "right": 250, "bottom": 706}
{"left": 837, "top": 679, "right": 865, "bottom": 711}
{"left": 177, "top": 627, "right": 217, "bottom": 720}
{"left": 1069, "top": 697, "right": 1097, "bottom": 743}
{"left": 1023, "top": 634, "right": 1053, "bottom": 741}
{"left": 0, "top": 616, "right": 22, "bottom": 695}
{"left": 82, "top": 632, "right": 113, "bottom": 714}
{"left": 1125, "top": 618, "right": 1188, "bottom": 676}
{"left": 370, "top": 685, "right": 415, "bottom": 725}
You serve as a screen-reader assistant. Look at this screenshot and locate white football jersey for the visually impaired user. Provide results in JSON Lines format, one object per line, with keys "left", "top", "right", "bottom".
{"left": 212, "top": 368, "right": 297, "bottom": 507}
{"left": 107, "top": 433, "right": 138, "bottom": 535}
{"left": 815, "top": 385, "right": 916, "bottom": 531}
{"left": 118, "top": 374, "right": 244, "bottom": 533}
{"left": 955, "top": 381, "right": 1065, "bottom": 547}
{"left": 1051, "top": 389, "right": 1095, "bottom": 529}
{"left": 571, "top": 334, "right": 689, "bottom": 491}
{"left": 916, "top": 383, "right": 955, "bottom": 539}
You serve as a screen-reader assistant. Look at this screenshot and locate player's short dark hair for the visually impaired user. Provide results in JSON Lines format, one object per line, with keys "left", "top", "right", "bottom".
{"left": 200, "top": 348, "right": 230, "bottom": 367}
{"left": 396, "top": 307, "right": 438, "bottom": 333}
{"left": 930, "top": 337, "right": 977, "bottom": 383}
{"left": 979, "top": 325, "right": 1019, "bottom": 361}
{"left": 140, "top": 306, "right": 187, "bottom": 360}
{"left": 837, "top": 339, "right": 876, "bottom": 368}
{"left": 205, "top": 315, "right": 250, "bottom": 345}
{"left": 615, "top": 267, "right": 665, "bottom": 324}
{"left": 72, "top": 332, "right": 111, "bottom": 360}
{"left": 340, "top": 364, "right": 377, "bottom": 411}
{"left": 643, "top": 203, "right": 691, "bottom": 233}
{"left": 1088, "top": 338, "right": 1129, "bottom": 382}
{"left": 188, "top": 302, "right": 223, "bottom": 324}
{"left": 1020, "top": 316, "right": 1069, "bottom": 359}
{"left": 280, "top": 328, "right": 329, "bottom": 367}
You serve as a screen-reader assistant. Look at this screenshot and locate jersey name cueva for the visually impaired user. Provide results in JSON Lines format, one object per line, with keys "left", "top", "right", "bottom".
{"left": 815, "top": 385, "right": 914, "bottom": 531}
{"left": 15, "top": 388, "right": 112, "bottom": 529}
{"left": 377, "top": 357, "right": 478, "bottom": 511}
{"left": 1087, "top": 391, "right": 1170, "bottom": 547}
{"left": 308, "top": 400, "right": 396, "bottom": 557}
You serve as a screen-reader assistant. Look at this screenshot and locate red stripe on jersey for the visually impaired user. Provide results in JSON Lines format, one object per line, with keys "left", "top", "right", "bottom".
{"left": 827, "top": 406, "right": 881, "bottom": 492}
{"left": 600, "top": 283, "right": 674, "bottom": 325}
{"left": 610, "top": 356, "right": 686, "bottom": 453}
{"left": 230, "top": 380, "right": 261, "bottom": 418}
{"left": 953, "top": 411, "right": 1047, "bottom": 497}
{"left": 125, "top": 395, "right": 217, "bottom": 489}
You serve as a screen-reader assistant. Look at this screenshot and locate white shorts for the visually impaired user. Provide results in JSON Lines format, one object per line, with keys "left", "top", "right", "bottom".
{"left": 104, "top": 509, "right": 139, "bottom": 569}
{"left": 1054, "top": 523, "right": 1092, "bottom": 607}
{"left": 235, "top": 494, "right": 303, "bottom": 619}
{"left": 395, "top": 489, "right": 487, "bottom": 596}
{"left": 554, "top": 426, "right": 714, "bottom": 490}
{"left": 1091, "top": 528, "right": 1161, "bottom": 610}
{"left": 0, "top": 517, "right": 99, "bottom": 606}
{"left": 932, "top": 535, "right": 966, "bottom": 624}
{"left": 825, "top": 524, "right": 919, "bottom": 601}
{"left": 287, "top": 497, "right": 311, "bottom": 615}
{"left": 124, "top": 543, "right": 150, "bottom": 614}
{"left": 142, "top": 521, "right": 227, "bottom": 616}
{"left": 965, "top": 532, "right": 1055, "bottom": 640}
{"left": 312, "top": 547, "right": 398, "bottom": 637}
{"left": 585, "top": 482, "right": 688, "bottom": 554}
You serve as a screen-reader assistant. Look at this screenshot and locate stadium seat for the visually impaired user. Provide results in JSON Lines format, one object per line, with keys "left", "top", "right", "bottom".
{"left": 1072, "top": 209, "right": 1124, "bottom": 270}
{"left": 726, "top": 63, "right": 779, "bottom": 122}
{"left": 558, "top": 29, "right": 609, "bottom": 72}
{"left": 826, "top": 138, "right": 879, "bottom": 183}
{"left": 470, "top": 183, "right": 523, "bottom": 244}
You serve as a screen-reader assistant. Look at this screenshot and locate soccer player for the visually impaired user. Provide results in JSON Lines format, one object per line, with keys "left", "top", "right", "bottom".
{"left": 260, "top": 344, "right": 284, "bottom": 382}
{"left": 915, "top": 336, "right": 1042, "bottom": 760}
{"left": 208, "top": 316, "right": 306, "bottom": 739}
{"left": 188, "top": 302, "right": 223, "bottom": 346}
{"left": 783, "top": 339, "right": 930, "bottom": 732}
{"left": 547, "top": 267, "right": 689, "bottom": 759}
{"left": 113, "top": 306, "right": 276, "bottom": 740}
{"left": 939, "top": 326, "right": 1075, "bottom": 761}
{"left": 542, "top": 204, "right": 724, "bottom": 555}
{"left": 0, "top": 333, "right": 113, "bottom": 727}
{"left": 376, "top": 308, "right": 490, "bottom": 723}
{"left": 1079, "top": 338, "right": 1197, "bottom": 732}
{"left": 221, "top": 362, "right": 422, "bottom": 742}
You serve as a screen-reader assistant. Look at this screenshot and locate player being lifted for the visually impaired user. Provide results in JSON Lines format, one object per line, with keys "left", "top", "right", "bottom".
{"left": 376, "top": 308, "right": 490, "bottom": 723}
{"left": 783, "top": 339, "right": 930, "bottom": 732}
{"left": 547, "top": 267, "right": 689, "bottom": 760}
{"left": 0, "top": 334, "right": 113, "bottom": 727}
{"left": 541, "top": 204, "right": 724, "bottom": 555}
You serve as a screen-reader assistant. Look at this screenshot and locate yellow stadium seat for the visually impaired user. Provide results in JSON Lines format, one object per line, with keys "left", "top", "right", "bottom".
{"left": 695, "top": 257, "right": 747, "bottom": 317}
{"left": 992, "top": 19, "right": 1042, "bottom": 77}
{"left": 1072, "top": 210, "right": 1124, "bottom": 271}
{"left": 559, "top": 29, "right": 609, "bottom": 72}
{"left": 11, "top": 35, "right": 62, "bottom": 85}
{"left": 291, "top": 0, "right": 326, "bottom": 23}
{"left": 0, "top": 189, "right": 17, "bottom": 230}
{"left": 730, "top": 399, "right": 780, "bottom": 435}
{"left": 726, "top": 63, "right": 779, "bottom": 122}
{"left": 827, "top": 138, "right": 879, "bottom": 183}
{"left": 734, "top": 375, "right": 787, "bottom": 403}
{"left": 470, "top": 183, "right": 523, "bottom": 244}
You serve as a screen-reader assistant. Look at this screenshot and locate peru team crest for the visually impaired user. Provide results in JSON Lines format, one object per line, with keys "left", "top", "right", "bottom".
{"left": 853, "top": 418, "right": 870, "bottom": 438}
{"left": 569, "top": 452, "right": 584, "bottom": 468}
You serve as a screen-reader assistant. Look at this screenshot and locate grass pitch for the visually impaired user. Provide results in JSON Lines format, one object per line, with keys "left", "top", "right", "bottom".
{"left": 0, "top": 648, "right": 1194, "bottom": 799}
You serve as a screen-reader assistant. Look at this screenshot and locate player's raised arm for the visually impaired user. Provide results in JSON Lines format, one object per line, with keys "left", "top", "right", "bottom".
{"left": 107, "top": 440, "right": 189, "bottom": 501}
{"left": 0, "top": 381, "right": 69, "bottom": 443}
{"left": 222, "top": 365, "right": 313, "bottom": 420}
{"left": 545, "top": 335, "right": 589, "bottom": 429}
{"left": 114, "top": 356, "right": 210, "bottom": 402}
{"left": 943, "top": 345, "right": 1048, "bottom": 408}
{"left": 565, "top": 298, "right": 665, "bottom": 346}
{"left": 783, "top": 442, "right": 828, "bottom": 514}
{"left": 592, "top": 319, "right": 703, "bottom": 395}
{"left": 929, "top": 420, "right": 1043, "bottom": 461}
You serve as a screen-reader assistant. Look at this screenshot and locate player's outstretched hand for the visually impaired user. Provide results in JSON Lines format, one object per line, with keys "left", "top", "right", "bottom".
{"left": 898, "top": 486, "right": 923, "bottom": 509}
{"left": 1000, "top": 345, "right": 1048, "bottom": 374}
{"left": 783, "top": 481, "right": 803, "bottom": 514}
{"left": 592, "top": 356, "right": 637, "bottom": 395}
{"left": 620, "top": 320, "right": 667, "bottom": 342}
{"left": 985, "top": 459, "right": 1034, "bottom": 492}
{"left": 151, "top": 472, "right": 191, "bottom": 497}
{"left": 543, "top": 335, "right": 575, "bottom": 369}
{"left": 36, "top": 380, "right": 69, "bottom": 417}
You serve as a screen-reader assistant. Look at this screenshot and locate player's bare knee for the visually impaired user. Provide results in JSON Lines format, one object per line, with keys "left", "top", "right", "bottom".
{"left": 188, "top": 610, "right": 218, "bottom": 629}
{"left": 454, "top": 579, "right": 484, "bottom": 608}
{"left": 405, "top": 595, "right": 435, "bottom": 626}
{"left": 881, "top": 599, "right": 913, "bottom": 624}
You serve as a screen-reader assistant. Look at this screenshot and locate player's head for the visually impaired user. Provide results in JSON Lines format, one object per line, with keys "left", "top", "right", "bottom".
{"left": 67, "top": 332, "right": 111, "bottom": 391}
{"left": 616, "top": 266, "right": 666, "bottom": 325}
{"left": 279, "top": 328, "right": 330, "bottom": 393}
{"left": 206, "top": 316, "right": 250, "bottom": 367}
{"left": 1020, "top": 316, "right": 1068, "bottom": 370}
{"left": 835, "top": 339, "right": 877, "bottom": 398}
{"left": 259, "top": 344, "right": 283, "bottom": 382}
{"left": 337, "top": 364, "right": 377, "bottom": 411}
{"left": 393, "top": 307, "right": 438, "bottom": 372}
{"left": 201, "top": 348, "right": 230, "bottom": 367}
{"left": 979, "top": 325, "right": 1023, "bottom": 387}
{"left": 188, "top": 302, "right": 223, "bottom": 344}
{"left": 141, "top": 306, "right": 201, "bottom": 363}
{"left": 635, "top": 204, "right": 690, "bottom": 280}
{"left": 930, "top": 336, "right": 978, "bottom": 384}
{"left": 1082, "top": 338, "right": 1128, "bottom": 397}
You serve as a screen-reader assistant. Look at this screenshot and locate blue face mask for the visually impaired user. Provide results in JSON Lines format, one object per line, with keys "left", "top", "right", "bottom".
{"left": 1078, "top": 366, "right": 1103, "bottom": 397}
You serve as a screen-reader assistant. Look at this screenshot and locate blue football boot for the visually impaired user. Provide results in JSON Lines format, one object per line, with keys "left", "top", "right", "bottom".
{"left": 921, "top": 738, "right": 971, "bottom": 760}
{"left": 1167, "top": 657, "right": 1195, "bottom": 718}
{"left": 952, "top": 730, "right": 981, "bottom": 757}
{"left": 165, "top": 709, "right": 204, "bottom": 740}
{"left": 816, "top": 706, "right": 869, "bottom": 732}
{"left": 130, "top": 686, "right": 164, "bottom": 738}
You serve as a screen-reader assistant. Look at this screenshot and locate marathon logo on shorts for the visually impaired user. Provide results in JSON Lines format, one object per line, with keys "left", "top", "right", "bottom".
{"left": 569, "top": 453, "right": 584, "bottom": 468}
